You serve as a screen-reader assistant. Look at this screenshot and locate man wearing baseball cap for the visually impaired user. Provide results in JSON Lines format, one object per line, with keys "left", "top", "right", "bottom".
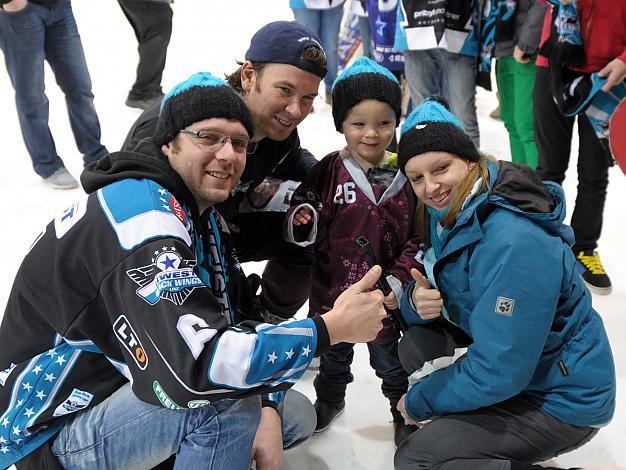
{"left": 121, "top": 21, "right": 327, "bottom": 469}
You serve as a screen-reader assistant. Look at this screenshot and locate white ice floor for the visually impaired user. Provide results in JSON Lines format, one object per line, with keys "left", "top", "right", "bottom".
{"left": 0, "top": 1, "right": 624, "bottom": 469}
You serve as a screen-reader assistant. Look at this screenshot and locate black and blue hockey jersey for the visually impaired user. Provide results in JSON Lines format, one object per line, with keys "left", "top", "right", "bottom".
{"left": 0, "top": 142, "right": 329, "bottom": 468}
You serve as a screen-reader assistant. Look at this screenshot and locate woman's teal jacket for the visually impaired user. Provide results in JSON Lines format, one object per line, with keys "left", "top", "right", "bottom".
{"left": 401, "top": 161, "right": 615, "bottom": 427}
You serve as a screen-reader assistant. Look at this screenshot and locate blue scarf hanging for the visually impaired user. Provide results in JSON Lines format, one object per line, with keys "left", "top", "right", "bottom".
{"left": 427, "top": 205, "right": 450, "bottom": 259}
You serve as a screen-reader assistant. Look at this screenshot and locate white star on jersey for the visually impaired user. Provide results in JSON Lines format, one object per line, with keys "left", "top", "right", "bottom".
{"left": 267, "top": 352, "right": 278, "bottom": 364}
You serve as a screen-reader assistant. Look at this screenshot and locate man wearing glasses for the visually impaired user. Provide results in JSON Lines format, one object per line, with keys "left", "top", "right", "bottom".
{"left": 0, "top": 72, "right": 387, "bottom": 469}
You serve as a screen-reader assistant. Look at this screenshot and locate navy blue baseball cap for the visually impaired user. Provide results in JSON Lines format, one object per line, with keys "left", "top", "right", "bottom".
{"left": 245, "top": 21, "right": 327, "bottom": 79}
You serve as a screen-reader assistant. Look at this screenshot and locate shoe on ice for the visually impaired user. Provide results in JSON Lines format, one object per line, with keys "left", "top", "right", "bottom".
{"left": 314, "top": 399, "right": 345, "bottom": 433}
{"left": 43, "top": 167, "right": 79, "bottom": 190}
{"left": 125, "top": 92, "right": 164, "bottom": 110}
{"left": 576, "top": 250, "right": 612, "bottom": 294}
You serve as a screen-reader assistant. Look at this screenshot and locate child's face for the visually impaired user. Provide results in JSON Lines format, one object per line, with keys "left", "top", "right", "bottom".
{"left": 341, "top": 100, "right": 396, "bottom": 166}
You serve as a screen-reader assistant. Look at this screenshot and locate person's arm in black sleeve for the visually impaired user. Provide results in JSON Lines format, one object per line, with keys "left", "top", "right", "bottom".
{"left": 517, "top": 0, "right": 549, "bottom": 55}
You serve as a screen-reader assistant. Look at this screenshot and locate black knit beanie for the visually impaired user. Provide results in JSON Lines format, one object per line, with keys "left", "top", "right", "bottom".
{"left": 331, "top": 57, "right": 402, "bottom": 132}
{"left": 398, "top": 96, "right": 480, "bottom": 174}
{"left": 153, "top": 72, "right": 254, "bottom": 147}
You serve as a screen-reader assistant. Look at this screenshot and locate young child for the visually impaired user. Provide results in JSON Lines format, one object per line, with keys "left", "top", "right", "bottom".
{"left": 285, "top": 57, "right": 423, "bottom": 447}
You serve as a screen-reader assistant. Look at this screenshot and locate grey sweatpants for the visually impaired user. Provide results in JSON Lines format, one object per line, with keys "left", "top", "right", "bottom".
{"left": 394, "top": 324, "right": 598, "bottom": 470}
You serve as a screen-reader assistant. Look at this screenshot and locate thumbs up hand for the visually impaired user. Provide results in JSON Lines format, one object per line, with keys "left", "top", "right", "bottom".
{"left": 410, "top": 268, "right": 442, "bottom": 321}
{"left": 322, "top": 265, "right": 387, "bottom": 344}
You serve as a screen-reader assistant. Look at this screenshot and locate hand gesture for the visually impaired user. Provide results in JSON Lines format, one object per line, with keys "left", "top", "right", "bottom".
{"left": 598, "top": 58, "right": 626, "bottom": 92}
{"left": 323, "top": 265, "right": 386, "bottom": 344}
{"left": 410, "top": 268, "right": 442, "bottom": 321}
{"left": 292, "top": 207, "right": 313, "bottom": 226}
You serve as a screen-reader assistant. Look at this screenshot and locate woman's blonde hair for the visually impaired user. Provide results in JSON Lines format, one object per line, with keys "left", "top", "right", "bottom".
{"left": 414, "top": 154, "right": 498, "bottom": 247}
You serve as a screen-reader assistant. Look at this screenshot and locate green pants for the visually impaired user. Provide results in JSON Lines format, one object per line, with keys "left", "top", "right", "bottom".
{"left": 496, "top": 55, "right": 538, "bottom": 169}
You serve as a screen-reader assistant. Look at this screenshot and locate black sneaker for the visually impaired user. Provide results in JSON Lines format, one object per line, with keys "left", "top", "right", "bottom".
{"left": 314, "top": 399, "right": 345, "bottom": 433}
{"left": 125, "top": 93, "right": 164, "bottom": 110}
{"left": 576, "top": 250, "right": 612, "bottom": 294}
{"left": 391, "top": 410, "right": 418, "bottom": 448}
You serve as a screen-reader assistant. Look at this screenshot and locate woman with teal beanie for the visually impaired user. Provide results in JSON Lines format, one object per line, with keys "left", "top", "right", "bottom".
{"left": 393, "top": 97, "right": 616, "bottom": 469}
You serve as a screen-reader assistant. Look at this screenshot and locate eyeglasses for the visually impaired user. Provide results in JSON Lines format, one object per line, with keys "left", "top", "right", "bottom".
{"left": 179, "top": 129, "right": 257, "bottom": 154}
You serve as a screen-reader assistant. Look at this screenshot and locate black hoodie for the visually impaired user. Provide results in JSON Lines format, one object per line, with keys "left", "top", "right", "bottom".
{"left": 1, "top": 142, "right": 329, "bottom": 470}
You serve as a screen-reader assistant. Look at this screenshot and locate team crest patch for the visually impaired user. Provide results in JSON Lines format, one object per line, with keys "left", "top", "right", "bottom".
{"left": 127, "top": 246, "right": 205, "bottom": 305}
{"left": 53, "top": 388, "right": 94, "bottom": 417}
{"left": 495, "top": 296, "right": 515, "bottom": 317}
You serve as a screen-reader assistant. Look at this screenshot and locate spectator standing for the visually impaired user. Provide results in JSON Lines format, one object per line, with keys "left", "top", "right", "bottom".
{"left": 290, "top": 0, "right": 347, "bottom": 103}
{"left": 394, "top": 0, "right": 480, "bottom": 147}
{"left": 534, "top": 0, "right": 626, "bottom": 294}
{"left": 0, "top": 0, "right": 108, "bottom": 189}
{"left": 118, "top": 0, "right": 173, "bottom": 110}
{"left": 488, "top": 0, "right": 548, "bottom": 168}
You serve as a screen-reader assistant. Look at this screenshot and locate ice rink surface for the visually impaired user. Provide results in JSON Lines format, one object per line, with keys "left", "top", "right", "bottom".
{"left": 0, "top": 1, "right": 624, "bottom": 468}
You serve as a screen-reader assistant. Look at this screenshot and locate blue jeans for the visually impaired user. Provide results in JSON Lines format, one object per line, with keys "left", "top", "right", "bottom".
{"left": 292, "top": 5, "right": 344, "bottom": 93}
{"left": 281, "top": 389, "right": 317, "bottom": 449}
{"left": 0, "top": 0, "right": 107, "bottom": 178}
{"left": 403, "top": 49, "right": 480, "bottom": 147}
{"left": 50, "top": 383, "right": 261, "bottom": 469}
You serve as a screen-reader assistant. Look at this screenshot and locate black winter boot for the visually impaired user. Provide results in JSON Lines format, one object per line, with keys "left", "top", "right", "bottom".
{"left": 314, "top": 399, "right": 345, "bottom": 433}
{"left": 391, "top": 408, "right": 418, "bottom": 448}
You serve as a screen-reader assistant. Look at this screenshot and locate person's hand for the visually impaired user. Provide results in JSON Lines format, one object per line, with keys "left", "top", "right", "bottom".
{"left": 384, "top": 291, "right": 399, "bottom": 310}
{"left": 322, "top": 265, "right": 386, "bottom": 344}
{"left": 250, "top": 407, "right": 284, "bottom": 470}
{"left": 598, "top": 58, "right": 626, "bottom": 92}
{"left": 292, "top": 206, "right": 312, "bottom": 226}
{"left": 3, "top": 0, "right": 28, "bottom": 12}
{"left": 410, "top": 268, "right": 442, "bottom": 321}
{"left": 513, "top": 45, "right": 530, "bottom": 64}
{"left": 397, "top": 394, "right": 420, "bottom": 426}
